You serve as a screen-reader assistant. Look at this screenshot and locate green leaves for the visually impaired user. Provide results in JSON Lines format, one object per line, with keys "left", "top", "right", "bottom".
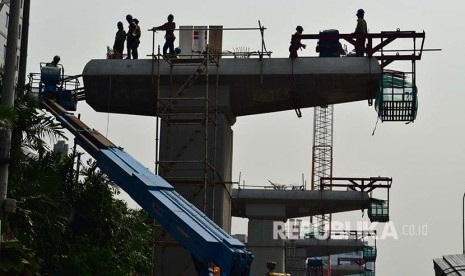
{"left": 13, "top": 94, "right": 65, "bottom": 153}
{"left": 0, "top": 240, "right": 40, "bottom": 275}
{"left": 3, "top": 77, "right": 151, "bottom": 274}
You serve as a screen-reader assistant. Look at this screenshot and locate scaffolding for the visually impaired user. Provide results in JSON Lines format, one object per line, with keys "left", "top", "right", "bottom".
{"left": 312, "top": 105, "right": 334, "bottom": 233}
{"left": 376, "top": 69, "right": 418, "bottom": 122}
{"left": 320, "top": 177, "right": 392, "bottom": 223}
{"left": 150, "top": 42, "right": 220, "bottom": 274}
{"left": 300, "top": 30, "right": 426, "bottom": 122}
{"left": 148, "top": 23, "right": 271, "bottom": 275}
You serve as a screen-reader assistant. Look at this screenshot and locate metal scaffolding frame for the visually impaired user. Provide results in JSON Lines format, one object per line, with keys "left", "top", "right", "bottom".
{"left": 148, "top": 23, "right": 271, "bottom": 275}
{"left": 151, "top": 45, "right": 220, "bottom": 275}
{"left": 312, "top": 105, "right": 334, "bottom": 234}
{"left": 312, "top": 104, "right": 334, "bottom": 276}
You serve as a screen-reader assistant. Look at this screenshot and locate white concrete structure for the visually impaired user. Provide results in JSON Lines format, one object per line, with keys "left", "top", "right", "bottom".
{"left": 0, "top": 2, "right": 24, "bottom": 77}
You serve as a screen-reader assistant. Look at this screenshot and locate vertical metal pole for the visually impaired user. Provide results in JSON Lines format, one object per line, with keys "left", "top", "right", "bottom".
{"left": 152, "top": 30, "right": 155, "bottom": 60}
{"left": 462, "top": 192, "right": 465, "bottom": 254}
{"left": 0, "top": 0, "right": 21, "bottom": 216}
{"left": 155, "top": 45, "right": 162, "bottom": 175}
{"left": 17, "top": 0, "right": 30, "bottom": 97}
{"left": 204, "top": 51, "right": 209, "bottom": 215}
{"left": 211, "top": 58, "right": 219, "bottom": 221}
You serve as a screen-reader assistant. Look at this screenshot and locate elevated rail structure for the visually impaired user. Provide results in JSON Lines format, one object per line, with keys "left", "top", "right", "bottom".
{"left": 75, "top": 27, "right": 424, "bottom": 275}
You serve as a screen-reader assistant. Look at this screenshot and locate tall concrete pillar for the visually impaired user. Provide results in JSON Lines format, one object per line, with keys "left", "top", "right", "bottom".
{"left": 154, "top": 81, "right": 235, "bottom": 275}
{"left": 246, "top": 204, "right": 286, "bottom": 275}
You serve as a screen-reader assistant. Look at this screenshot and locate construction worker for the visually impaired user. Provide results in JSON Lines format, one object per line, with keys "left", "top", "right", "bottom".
{"left": 132, "top": 18, "right": 141, "bottom": 59}
{"left": 113, "top": 21, "right": 126, "bottom": 59}
{"left": 289, "top": 25, "right": 306, "bottom": 59}
{"left": 152, "top": 14, "right": 176, "bottom": 56}
{"left": 47, "top": 55, "right": 60, "bottom": 67}
{"left": 125, "top": 14, "right": 138, "bottom": 59}
{"left": 354, "top": 8, "right": 368, "bottom": 57}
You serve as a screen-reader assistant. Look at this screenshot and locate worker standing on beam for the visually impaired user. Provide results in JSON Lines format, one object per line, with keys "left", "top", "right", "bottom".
{"left": 113, "top": 22, "right": 126, "bottom": 59}
{"left": 152, "top": 14, "right": 176, "bottom": 56}
{"left": 132, "top": 18, "right": 141, "bottom": 59}
{"left": 354, "top": 8, "right": 368, "bottom": 57}
{"left": 289, "top": 25, "right": 306, "bottom": 59}
{"left": 125, "top": 14, "right": 138, "bottom": 59}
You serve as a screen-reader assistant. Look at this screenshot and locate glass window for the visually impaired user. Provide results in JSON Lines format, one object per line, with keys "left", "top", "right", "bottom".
{"left": 5, "top": 13, "right": 9, "bottom": 28}
{"left": 18, "top": 24, "right": 21, "bottom": 39}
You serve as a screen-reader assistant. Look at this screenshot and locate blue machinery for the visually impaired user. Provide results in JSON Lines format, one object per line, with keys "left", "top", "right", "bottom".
{"left": 29, "top": 64, "right": 253, "bottom": 276}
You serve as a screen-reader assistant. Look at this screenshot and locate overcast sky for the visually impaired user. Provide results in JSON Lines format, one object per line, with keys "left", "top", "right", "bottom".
{"left": 25, "top": 1, "right": 463, "bottom": 275}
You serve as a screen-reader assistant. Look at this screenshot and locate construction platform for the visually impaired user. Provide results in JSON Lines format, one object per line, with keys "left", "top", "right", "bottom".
{"left": 231, "top": 189, "right": 370, "bottom": 220}
{"left": 82, "top": 57, "right": 381, "bottom": 118}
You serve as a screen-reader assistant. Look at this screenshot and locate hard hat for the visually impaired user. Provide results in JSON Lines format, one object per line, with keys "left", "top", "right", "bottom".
{"left": 126, "top": 14, "right": 133, "bottom": 21}
{"left": 357, "top": 9, "right": 365, "bottom": 15}
{"left": 296, "top": 25, "right": 304, "bottom": 32}
{"left": 53, "top": 55, "right": 60, "bottom": 63}
{"left": 117, "top": 21, "right": 123, "bottom": 28}
{"left": 168, "top": 14, "right": 174, "bottom": 21}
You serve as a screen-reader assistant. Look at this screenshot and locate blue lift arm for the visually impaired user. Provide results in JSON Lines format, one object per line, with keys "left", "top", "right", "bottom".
{"left": 39, "top": 92, "right": 253, "bottom": 275}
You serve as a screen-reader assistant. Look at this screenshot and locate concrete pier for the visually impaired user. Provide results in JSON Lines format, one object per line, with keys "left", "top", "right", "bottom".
{"left": 81, "top": 57, "right": 382, "bottom": 275}
{"left": 231, "top": 189, "right": 371, "bottom": 275}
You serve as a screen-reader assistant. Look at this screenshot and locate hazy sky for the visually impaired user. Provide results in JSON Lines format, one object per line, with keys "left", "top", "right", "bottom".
{"left": 25, "top": 1, "right": 464, "bottom": 275}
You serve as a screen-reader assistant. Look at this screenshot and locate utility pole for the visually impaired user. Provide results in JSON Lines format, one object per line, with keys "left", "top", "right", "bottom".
{"left": 18, "top": 0, "right": 30, "bottom": 97}
{"left": 0, "top": 0, "right": 21, "bottom": 232}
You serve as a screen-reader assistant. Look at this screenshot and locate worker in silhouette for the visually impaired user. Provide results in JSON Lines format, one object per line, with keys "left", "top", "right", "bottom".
{"left": 152, "top": 14, "right": 176, "bottom": 56}
{"left": 46, "top": 55, "right": 60, "bottom": 67}
{"left": 289, "top": 25, "right": 306, "bottom": 59}
{"left": 354, "top": 9, "right": 368, "bottom": 57}
{"left": 113, "top": 21, "right": 126, "bottom": 59}
{"left": 125, "top": 14, "right": 138, "bottom": 59}
{"left": 132, "top": 18, "right": 141, "bottom": 59}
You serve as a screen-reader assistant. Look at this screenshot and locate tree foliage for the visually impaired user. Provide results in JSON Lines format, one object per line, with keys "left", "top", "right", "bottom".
{"left": 1, "top": 86, "right": 152, "bottom": 275}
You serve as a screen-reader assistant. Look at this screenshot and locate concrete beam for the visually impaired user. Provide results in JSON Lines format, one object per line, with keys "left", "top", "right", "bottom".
{"left": 82, "top": 57, "right": 381, "bottom": 118}
{"left": 231, "top": 189, "right": 370, "bottom": 220}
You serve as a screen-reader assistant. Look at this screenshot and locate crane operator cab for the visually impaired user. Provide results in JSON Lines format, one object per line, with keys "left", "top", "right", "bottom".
{"left": 34, "top": 58, "right": 79, "bottom": 111}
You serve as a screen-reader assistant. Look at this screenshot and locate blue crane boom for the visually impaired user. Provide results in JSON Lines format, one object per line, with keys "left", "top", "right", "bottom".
{"left": 31, "top": 63, "right": 253, "bottom": 276}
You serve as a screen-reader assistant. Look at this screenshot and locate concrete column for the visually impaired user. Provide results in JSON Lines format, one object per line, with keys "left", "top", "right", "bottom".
{"left": 154, "top": 97, "right": 234, "bottom": 275}
{"left": 246, "top": 204, "right": 286, "bottom": 275}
